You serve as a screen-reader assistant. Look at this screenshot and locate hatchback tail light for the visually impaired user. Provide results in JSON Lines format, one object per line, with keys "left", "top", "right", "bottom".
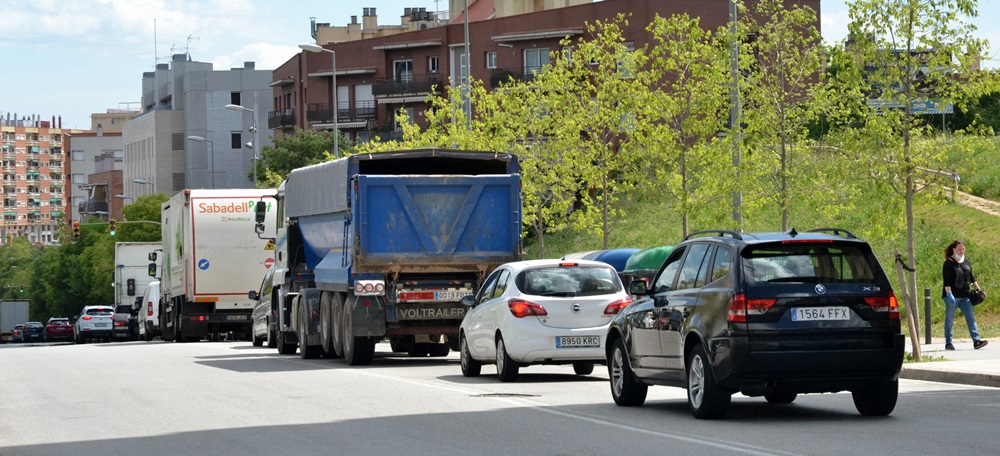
{"left": 864, "top": 292, "right": 900, "bottom": 320}
{"left": 726, "top": 293, "right": 777, "bottom": 323}
{"left": 508, "top": 298, "right": 548, "bottom": 318}
{"left": 603, "top": 297, "right": 631, "bottom": 315}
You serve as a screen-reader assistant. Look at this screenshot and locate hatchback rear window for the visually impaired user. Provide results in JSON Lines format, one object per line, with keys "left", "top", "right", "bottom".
{"left": 516, "top": 265, "right": 622, "bottom": 297}
{"left": 743, "top": 243, "right": 877, "bottom": 284}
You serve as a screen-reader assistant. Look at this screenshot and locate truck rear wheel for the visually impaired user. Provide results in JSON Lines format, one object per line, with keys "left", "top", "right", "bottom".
{"left": 342, "top": 298, "right": 375, "bottom": 366}
{"left": 276, "top": 331, "right": 296, "bottom": 355}
{"left": 331, "top": 293, "right": 345, "bottom": 358}
{"left": 299, "top": 305, "right": 322, "bottom": 359}
{"left": 319, "top": 291, "right": 336, "bottom": 357}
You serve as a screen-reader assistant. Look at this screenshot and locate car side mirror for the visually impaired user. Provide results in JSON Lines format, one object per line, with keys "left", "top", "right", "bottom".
{"left": 248, "top": 290, "right": 259, "bottom": 301}
{"left": 460, "top": 295, "right": 476, "bottom": 307}
{"left": 629, "top": 280, "right": 648, "bottom": 296}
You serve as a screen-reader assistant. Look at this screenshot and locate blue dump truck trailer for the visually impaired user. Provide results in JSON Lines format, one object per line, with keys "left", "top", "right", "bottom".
{"left": 250, "top": 149, "right": 521, "bottom": 364}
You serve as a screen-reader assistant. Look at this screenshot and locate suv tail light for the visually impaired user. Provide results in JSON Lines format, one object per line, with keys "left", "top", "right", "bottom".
{"left": 508, "top": 298, "right": 548, "bottom": 318}
{"left": 82, "top": 315, "right": 93, "bottom": 321}
{"left": 726, "top": 293, "right": 777, "bottom": 323}
{"left": 603, "top": 297, "right": 631, "bottom": 315}
{"left": 864, "top": 292, "right": 899, "bottom": 320}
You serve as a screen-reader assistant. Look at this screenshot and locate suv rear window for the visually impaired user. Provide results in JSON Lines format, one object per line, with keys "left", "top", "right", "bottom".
{"left": 86, "top": 308, "right": 115, "bottom": 316}
{"left": 743, "top": 243, "right": 876, "bottom": 284}
{"left": 516, "top": 266, "right": 621, "bottom": 296}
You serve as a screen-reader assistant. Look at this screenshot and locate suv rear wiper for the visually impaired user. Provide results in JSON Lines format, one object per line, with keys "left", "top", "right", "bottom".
{"left": 766, "top": 277, "right": 820, "bottom": 283}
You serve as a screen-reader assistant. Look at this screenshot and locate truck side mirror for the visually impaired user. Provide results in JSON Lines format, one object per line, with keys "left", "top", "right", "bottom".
{"left": 148, "top": 263, "right": 157, "bottom": 277}
{"left": 255, "top": 200, "right": 267, "bottom": 224}
{"left": 148, "top": 251, "right": 158, "bottom": 261}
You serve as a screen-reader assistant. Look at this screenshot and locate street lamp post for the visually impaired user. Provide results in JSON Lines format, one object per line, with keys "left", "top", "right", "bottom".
{"left": 225, "top": 102, "right": 259, "bottom": 187}
{"left": 186, "top": 135, "right": 216, "bottom": 188}
{"left": 132, "top": 178, "right": 153, "bottom": 196}
{"left": 299, "top": 43, "right": 339, "bottom": 158}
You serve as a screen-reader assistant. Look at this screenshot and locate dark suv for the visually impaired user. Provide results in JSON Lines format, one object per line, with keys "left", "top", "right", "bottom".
{"left": 606, "top": 228, "right": 904, "bottom": 419}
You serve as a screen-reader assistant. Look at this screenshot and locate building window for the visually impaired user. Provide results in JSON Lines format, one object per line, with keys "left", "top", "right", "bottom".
{"left": 524, "top": 48, "right": 550, "bottom": 77}
{"left": 231, "top": 92, "right": 241, "bottom": 106}
{"left": 394, "top": 60, "right": 413, "bottom": 82}
{"left": 428, "top": 56, "right": 439, "bottom": 73}
{"left": 486, "top": 52, "right": 497, "bottom": 69}
{"left": 72, "top": 173, "right": 85, "bottom": 184}
{"left": 72, "top": 150, "right": 84, "bottom": 161}
{"left": 231, "top": 132, "right": 242, "bottom": 149}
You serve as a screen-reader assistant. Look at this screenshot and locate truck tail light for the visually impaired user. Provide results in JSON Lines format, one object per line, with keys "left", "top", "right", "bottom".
{"left": 508, "top": 298, "right": 547, "bottom": 318}
{"left": 864, "top": 292, "right": 900, "bottom": 320}
{"left": 603, "top": 297, "right": 631, "bottom": 315}
{"left": 726, "top": 293, "right": 776, "bottom": 323}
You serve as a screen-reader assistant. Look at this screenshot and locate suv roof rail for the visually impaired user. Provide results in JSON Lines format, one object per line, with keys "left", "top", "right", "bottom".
{"left": 806, "top": 227, "right": 857, "bottom": 239}
{"left": 684, "top": 229, "right": 743, "bottom": 241}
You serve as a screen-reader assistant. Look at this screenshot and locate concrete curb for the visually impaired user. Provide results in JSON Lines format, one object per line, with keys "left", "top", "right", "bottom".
{"left": 900, "top": 366, "right": 1000, "bottom": 388}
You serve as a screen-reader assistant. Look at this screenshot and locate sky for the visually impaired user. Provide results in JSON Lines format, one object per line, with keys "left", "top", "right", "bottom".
{"left": 1, "top": 0, "right": 998, "bottom": 131}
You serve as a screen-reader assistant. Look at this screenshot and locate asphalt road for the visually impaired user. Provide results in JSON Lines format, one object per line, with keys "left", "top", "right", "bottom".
{"left": 2, "top": 341, "right": 998, "bottom": 456}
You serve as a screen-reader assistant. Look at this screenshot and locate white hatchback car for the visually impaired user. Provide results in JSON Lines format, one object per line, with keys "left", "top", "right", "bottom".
{"left": 459, "top": 259, "right": 631, "bottom": 382}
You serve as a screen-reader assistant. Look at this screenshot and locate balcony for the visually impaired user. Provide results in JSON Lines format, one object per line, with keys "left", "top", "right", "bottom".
{"left": 488, "top": 67, "right": 547, "bottom": 89}
{"left": 372, "top": 73, "right": 443, "bottom": 97}
{"left": 306, "top": 101, "right": 376, "bottom": 124}
{"left": 78, "top": 201, "right": 109, "bottom": 214}
{"left": 267, "top": 109, "right": 295, "bottom": 129}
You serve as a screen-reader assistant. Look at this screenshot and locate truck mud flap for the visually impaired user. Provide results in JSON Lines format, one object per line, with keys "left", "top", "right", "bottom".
{"left": 349, "top": 294, "right": 386, "bottom": 337}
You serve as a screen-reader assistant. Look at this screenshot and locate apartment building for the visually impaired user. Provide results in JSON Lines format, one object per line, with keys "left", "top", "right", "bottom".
{"left": 271, "top": 0, "right": 820, "bottom": 144}
{"left": 0, "top": 115, "right": 82, "bottom": 246}
{"left": 121, "top": 53, "right": 274, "bottom": 199}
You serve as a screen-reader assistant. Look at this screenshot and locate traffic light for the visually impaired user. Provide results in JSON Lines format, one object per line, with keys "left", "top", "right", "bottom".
{"left": 19, "top": 285, "right": 24, "bottom": 293}
{"left": 109, "top": 219, "right": 117, "bottom": 236}
{"left": 72, "top": 220, "right": 80, "bottom": 239}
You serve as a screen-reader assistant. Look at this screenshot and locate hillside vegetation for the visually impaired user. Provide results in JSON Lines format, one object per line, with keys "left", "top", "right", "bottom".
{"left": 525, "top": 137, "right": 1000, "bottom": 339}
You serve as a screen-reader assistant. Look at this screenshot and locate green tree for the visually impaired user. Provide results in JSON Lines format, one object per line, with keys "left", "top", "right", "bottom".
{"left": 829, "top": 0, "right": 992, "bottom": 324}
{"left": 738, "top": 0, "right": 826, "bottom": 231}
{"left": 119, "top": 193, "right": 168, "bottom": 242}
{"left": 644, "top": 13, "right": 732, "bottom": 237}
{"left": 547, "top": 14, "right": 651, "bottom": 248}
{"left": 258, "top": 128, "right": 345, "bottom": 187}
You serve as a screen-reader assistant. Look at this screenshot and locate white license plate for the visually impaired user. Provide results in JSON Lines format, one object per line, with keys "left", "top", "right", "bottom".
{"left": 791, "top": 306, "right": 850, "bottom": 321}
{"left": 96, "top": 323, "right": 111, "bottom": 328}
{"left": 398, "top": 290, "right": 473, "bottom": 301}
{"left": 556, "top": 336, "right": 600, "bottom": 348}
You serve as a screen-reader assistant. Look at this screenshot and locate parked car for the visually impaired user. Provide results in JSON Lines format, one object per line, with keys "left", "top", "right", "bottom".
{"left": 249, "top": 269, "right": 278, "bottom": 349}
{"left": 459, "top": 259, "right": 632, "bottom": 382}
{"left": 44, "top": 317, "right": 74, "bottom": 342}
{"left": 73, "top": 305, "right": 115, "bottom": 343}
{"left": 10, "top": 323, "right": 25, "bottom": 343}
{"left": 607, "top": 228, "right": 905, "bottom": 419}
{"left": 21, "top": 321, "right": 44, "bottom": 343}
{"left": 138, "top": 281, "right": 161, "bottom": 342}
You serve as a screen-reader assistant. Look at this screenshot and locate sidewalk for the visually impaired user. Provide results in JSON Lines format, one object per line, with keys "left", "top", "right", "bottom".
{"left": 901, "top": 337, "right": 999, "bottom": 388}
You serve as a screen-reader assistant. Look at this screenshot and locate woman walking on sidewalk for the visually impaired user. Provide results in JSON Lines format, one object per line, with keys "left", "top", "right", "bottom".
{"left": 942, "top": 240, "right": 988, "bottom": 350}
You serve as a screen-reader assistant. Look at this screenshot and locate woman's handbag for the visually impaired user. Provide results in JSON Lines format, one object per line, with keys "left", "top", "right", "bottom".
{"left": 970, "top": 289, "right": 986, "bottom": 306}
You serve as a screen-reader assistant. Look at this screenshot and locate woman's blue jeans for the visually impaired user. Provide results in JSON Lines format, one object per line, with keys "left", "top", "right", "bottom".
{"left": 943, "top": 295, "right": 980, "bottom": 345}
